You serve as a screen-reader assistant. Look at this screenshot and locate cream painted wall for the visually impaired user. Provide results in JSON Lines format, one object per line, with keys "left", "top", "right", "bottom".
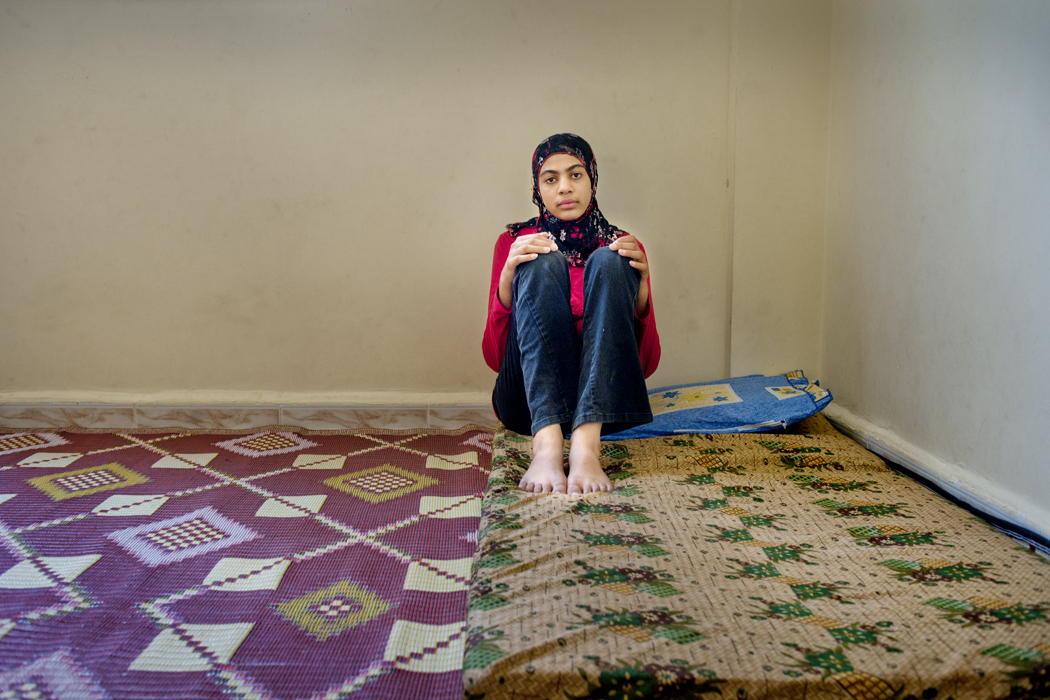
{"left": 0, "top": 0, "right": 732, "bottom": 404}
{"left": 823, "top": 0, "right": 1050, "bottom": 531}
{"left": 12, "top": 0, "right": 1036, "bottom": 537}
{"left": 729, "top": 0, "right": 830, "bottom": 379}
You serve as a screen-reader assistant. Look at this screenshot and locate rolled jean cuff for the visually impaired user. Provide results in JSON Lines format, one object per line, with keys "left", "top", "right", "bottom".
{"left": 572, "top": 411, "right": 654, "bottom": 433}
{"left": 530, "top": 412, "right": 574, "bottom": 435}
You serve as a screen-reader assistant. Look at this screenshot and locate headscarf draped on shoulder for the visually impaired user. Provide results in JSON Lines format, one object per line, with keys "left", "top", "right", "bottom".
{"left": 507, "top": 133, "right": 622, "bottom": 266}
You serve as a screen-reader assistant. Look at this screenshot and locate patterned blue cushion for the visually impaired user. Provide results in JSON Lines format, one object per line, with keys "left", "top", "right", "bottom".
{"left": 604, "top": 370, "right": 832, "bottom": 439}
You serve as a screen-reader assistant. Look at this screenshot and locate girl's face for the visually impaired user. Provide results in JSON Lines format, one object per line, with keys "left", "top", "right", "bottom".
{"left": 537, "top": 153, "right": 592, "bottom": 221}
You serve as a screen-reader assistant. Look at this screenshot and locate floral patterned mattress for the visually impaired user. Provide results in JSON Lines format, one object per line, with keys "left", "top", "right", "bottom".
{"left": 464, "top": 415, "right": 1050, "bottom": 700}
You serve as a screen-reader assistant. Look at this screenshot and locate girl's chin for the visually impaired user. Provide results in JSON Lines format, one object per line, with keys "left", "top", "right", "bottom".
{"left": 551, "top": 210, "right": 585, "bottom": 222}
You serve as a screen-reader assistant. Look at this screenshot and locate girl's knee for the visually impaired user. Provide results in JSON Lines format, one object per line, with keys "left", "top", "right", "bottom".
{"left": 587, "top": 245, "right": 634, "bottom": 275}
{"left": 519, "top": 249, "right": 569, "bottom": 279}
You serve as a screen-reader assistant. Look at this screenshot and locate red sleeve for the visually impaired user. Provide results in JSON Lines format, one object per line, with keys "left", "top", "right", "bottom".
{"left": 482, "top": 232, "right": 516, "bottom": 372}
{"left": 634, "top": 239, "right": 661, "bottom": 378}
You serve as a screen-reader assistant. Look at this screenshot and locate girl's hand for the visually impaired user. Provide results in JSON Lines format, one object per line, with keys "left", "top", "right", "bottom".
{"left": 498, "top": 233, "right": 558, "bottom": 309}
{"left": 609, "top": 235, "right": 648, "bottom": 279}
{"left": 609, "top": 235, "right": 651, "bottom": 316}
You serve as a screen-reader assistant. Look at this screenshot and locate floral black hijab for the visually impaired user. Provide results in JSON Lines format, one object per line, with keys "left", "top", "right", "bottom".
{"left": 507, "top": 133, "right": 622, "bottom": 266}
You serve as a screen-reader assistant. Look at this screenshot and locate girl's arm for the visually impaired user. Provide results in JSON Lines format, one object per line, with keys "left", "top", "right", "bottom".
{"left": 610, "top": 234, "right": 660, "bottom": 377}
{"left": 609, "top": 234, "right": 650, "bottom": 317}
{"left": 483, "top": 231, "right": 560, "bottom": 371}
{"left": 482, "top": 233, "right": 515, "bottom": 372}
{"left": 635, "top": 282, "right": 661, "bottom": 378}
{"left": 497, "top": 233, "right": 559, "bottom": 309}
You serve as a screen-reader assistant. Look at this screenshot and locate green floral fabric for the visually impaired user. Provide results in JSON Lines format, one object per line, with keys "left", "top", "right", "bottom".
{"left": 463, "top": 415, "right": 1050, "bottom": 700}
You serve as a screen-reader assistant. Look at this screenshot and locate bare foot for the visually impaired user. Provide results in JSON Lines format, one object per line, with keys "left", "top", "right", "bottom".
{"left": 567, "top": 422, "right": 612, "bottom": 495}
{"left": 519, "top": 423, "right": 567, "bottom": 493}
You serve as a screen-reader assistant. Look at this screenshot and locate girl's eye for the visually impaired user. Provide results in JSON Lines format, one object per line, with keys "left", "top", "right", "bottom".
{"left": 571, "top": 172, "right": 582, "bottom": 178}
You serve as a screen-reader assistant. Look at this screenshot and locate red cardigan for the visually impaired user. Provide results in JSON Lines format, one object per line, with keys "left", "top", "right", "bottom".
{"left": 482, "top": 227, "right": 661, "bottom": 377}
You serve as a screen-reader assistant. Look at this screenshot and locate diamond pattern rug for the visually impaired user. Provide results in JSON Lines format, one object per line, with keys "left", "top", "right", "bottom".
{"left": 0, "top": 425, "right": 492, "bottom": 699}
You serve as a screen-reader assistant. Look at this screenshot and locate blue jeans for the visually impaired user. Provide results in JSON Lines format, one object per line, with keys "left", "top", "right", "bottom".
{"left": 492, "top": 246, "right": 653, "bottom": 437}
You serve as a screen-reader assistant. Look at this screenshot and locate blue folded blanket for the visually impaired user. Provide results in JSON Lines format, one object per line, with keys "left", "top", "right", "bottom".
{"left": 604, "top": 370, "right": 832, "bottom": 440}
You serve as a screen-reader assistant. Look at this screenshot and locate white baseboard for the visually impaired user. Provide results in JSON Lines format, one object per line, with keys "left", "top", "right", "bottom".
{"left": 823, "top": 403, "right": 1049, "bottom": 543}
{"left": 0, "top": 390, "right": 493, "bottom": 406}
{"left": 0, "top": 400, "right": 496, "bottom": 431}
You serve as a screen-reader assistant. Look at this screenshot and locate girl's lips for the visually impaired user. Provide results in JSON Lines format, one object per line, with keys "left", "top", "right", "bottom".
{"left": 558, "top": 200, "right": 577, "bottom": 208}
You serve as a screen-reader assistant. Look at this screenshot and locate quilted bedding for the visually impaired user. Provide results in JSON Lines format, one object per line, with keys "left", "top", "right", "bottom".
{"left": 464, "top": 415, "right": 1050, "bottom": 700}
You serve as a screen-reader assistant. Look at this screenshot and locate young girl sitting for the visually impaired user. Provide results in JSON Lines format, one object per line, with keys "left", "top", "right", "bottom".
{"left": 482, "top": 133, "right": 661, "bottom": 494}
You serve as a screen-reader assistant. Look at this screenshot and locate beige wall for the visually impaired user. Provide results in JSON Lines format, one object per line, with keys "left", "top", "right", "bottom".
{"left": 822, "top": 0, "right": 1050, "bottom": 532}
{"left": 6, "top": 0, "right": 1043, "bottom": 531}
{"left": 1, "top": 0, "right": 754, "bottom": 404}
{"left": 1, "top": 0, "right": 831, "bottom": 404}
{"left": 729, "top": 0, "right": 830, "bottom": 378}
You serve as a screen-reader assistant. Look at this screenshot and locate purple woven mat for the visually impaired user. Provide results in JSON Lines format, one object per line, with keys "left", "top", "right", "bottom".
{"left": 0, "top": 427, "right": 492, "bottom": 699}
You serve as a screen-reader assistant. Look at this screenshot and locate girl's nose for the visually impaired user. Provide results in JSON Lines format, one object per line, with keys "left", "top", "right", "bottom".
{"left": 558, "top": 177, "right": 573, "bottom": 193}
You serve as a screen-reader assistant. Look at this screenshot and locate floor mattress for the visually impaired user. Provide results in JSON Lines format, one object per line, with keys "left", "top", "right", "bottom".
{"left": 464, "top": 415, "right": 1050, "bottom": 700}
